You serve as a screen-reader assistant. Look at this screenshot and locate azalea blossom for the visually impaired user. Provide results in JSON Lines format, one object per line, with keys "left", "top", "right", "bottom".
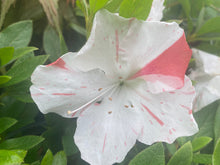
{"left": 30, "top": 10, "right": 198, "bottom": 165}
{"left": 189, "top": 49, "right": 220, "bottom": 112}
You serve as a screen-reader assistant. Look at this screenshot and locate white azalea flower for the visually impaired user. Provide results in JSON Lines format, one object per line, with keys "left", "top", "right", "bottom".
{"left": 147, "top": 0, "right": 165, "bottom": 21}
{"left": 30, "top": 10, "right": 198, "bottom": 165}
{"left": 189, "top": 49, "right": 220, "bottom": 112}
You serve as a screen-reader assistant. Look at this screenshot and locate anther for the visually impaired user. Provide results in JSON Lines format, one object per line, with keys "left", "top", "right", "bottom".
{"left": 124, "top": 105, "right": 129, "bottom": 108}
{"left": 98, "top": 88, "right": 103, "bottom": 91}
{"left": 109, "top": 97, "right": 112, "bottom": 101}
{"left": 108, "top": 111, "right": 112, "bottom": 114}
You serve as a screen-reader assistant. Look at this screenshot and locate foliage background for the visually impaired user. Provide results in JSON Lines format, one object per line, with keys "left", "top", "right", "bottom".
{"left": 0, "top": 0, "right": 220, "bottom": 164}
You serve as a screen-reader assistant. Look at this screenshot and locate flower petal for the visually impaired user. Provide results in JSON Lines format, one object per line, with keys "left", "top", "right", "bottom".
{"left": 70, "top": 10, "right": 186, "bottom": 80}
{"left": 130, "top": 33, "right": 192, "bottom": 93}
{"left": 147, "top": 0, "right": 165, "bottom": 21}
{"left": 126, "top": 76, "right": 198, "bottom": 144}
{"left": 74, "top": 85, "right": 142, "bottom": 165}
{"left": 192, "top": 76, "right": 220, "bottom": 112}
{"left": 30, "top": 53, "right": 115, "bottom": 118}
{"left": 190, "top": 49, "right": 220, "bottom": 79}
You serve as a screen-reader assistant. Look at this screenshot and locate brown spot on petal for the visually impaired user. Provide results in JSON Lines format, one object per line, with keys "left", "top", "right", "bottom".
{"left": 124, "top": 105, "right": 129, "bottom": 108}
{"left": 108, "top": 111, "right": 112, "bottom": 114}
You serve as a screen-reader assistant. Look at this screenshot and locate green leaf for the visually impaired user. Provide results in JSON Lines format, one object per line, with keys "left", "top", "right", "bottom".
{"left": 0, "top": 150, "right": 27, "bottom": 165}
{"left": 105, "top": 0, "right": 124, "bottom": 12}
{"left": 119, "top": 0, "right": 153, "bottom": 20}
{"left": 12, "top": 47, "right": 38, "bottom": 61}
{"left": 194, "top": 101, "right": 218, "bottom": 138}
{"left": 43, "top": 26, "right": 67, "bottom": 61}
{"left": 129, "top": 143, "right": 165, "bottom": 165}
{"left": 192, "top": 136, "right": 212, "bottom": 152}
{"left": 5, "top": 54, "right": 49, "bottom": 86}
{"left": 62, "top": 135, "right": 78, "bottom": 156}
{"left": 52, "top": 151, "right": 67, "bottom": 165}
{"left": 0, "top": 20, "right": 33, "bottom": 49}
{"left": 6, "top": 79, "right": 33, "bottom": 103}
{"left": 90, "top": 0, "right": 109, "bottom": 14}
{"left": 214, "top": 105, "right": 220, "bottom": 145}
{"left": 167, "top": 142, "right": 193, "bottom": 165}
{"left": 0, "top": 47, "right": 14, "bottom": 66}
{"left": 213, "top": 139, "right": 220, "bottom": 165}
{"left": 0, "top": 75, "right": 11, "bottom": 85}
{"left": 41, "top": 149, "right": 53, "bottom": 165}
{"left": 0, "top": 117, "right": 17, "bottom": 134}
{"left": 196, "top": 17, "right": 220, "bottom": 36}
{"left": 0, "top": 135, "right": 44, "bottom": 150}
{"left": 193, "top": 154, "right": 212, "bottom": 164}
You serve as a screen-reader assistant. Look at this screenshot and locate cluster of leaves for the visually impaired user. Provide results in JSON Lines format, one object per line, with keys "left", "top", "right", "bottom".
{"left": 0, "top": 0, "right": 219, "bottom": 164}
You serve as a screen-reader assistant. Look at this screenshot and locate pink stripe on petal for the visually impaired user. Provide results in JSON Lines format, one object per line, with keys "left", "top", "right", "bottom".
{"left": 32, "top": 93, "right": 43, "bottom": 96}
{"left": 115, "top": 30, "right": 119, "bottom": 62}
{"left": 131, "top": 34, "right": 192, "bottom": 89}
{"left": 102, "top": 134, "right": 107, "bottom": 153}
{"left": 47, "top": 58, "right": 69, "bottom": 70}
{"left": 142, "top": 104, "right": 164, "bottom": 126}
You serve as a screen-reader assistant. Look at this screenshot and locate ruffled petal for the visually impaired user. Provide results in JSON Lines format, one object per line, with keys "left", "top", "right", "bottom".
{"left": 30, "top": 53, "right": 115, "bottom": 118}
{"left": 190, "top": 49, "right": 220, "bottom": 79}
{"left": 147, "top": 0, "right": 165, "bottom": 21}
{"left": 192, "top": 76, "right": 220, "bottom": 112}
{"left": 71, "top": 10, "right": 186, "bottom": 80}
{"left": 189, "top": 49, "right": 220, "bottom": 111}
{"left": 126, "top": 76, "right": 198, "bottom": 144}
{"left": 74, "top": 85, "right": 142, "bottom": 165}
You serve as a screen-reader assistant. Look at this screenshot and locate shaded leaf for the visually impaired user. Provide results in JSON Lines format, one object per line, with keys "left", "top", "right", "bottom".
{"left": 0, "top": 117, "right": 17, "bottom": 134}
{"left": 0, "top": 75, "right": 11, "bottom": 85}
{"left": 129, "top": 143, "right": 165, "bottom": 165}
{"left": 214, "top": 104, "right": 220, "bottom": 145}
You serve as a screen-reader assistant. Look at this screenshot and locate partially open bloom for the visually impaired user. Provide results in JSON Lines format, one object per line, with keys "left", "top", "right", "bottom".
{"left": 30, "top": 10, "right": 198, "bottom": 165}
{"left": 189, "top": 49, "right": 220, "bottom": 112}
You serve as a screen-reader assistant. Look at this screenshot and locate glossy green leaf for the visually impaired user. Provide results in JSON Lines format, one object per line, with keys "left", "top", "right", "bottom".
{"left": 0, "top": 47, "right": 14, "bottom": 66}
{"left": 90, "top": 0, "right": 109, "bottom": 14}
{"left": 0, "top": 75, "right": 11, "bottom": 85}
{"left": 0, "top": 20, "right": 32, "bottom": 49}
{"left": 0, "top": 135, "right": 44, "bottom": 150}
{"left": 0, "top": 117, "right": 17, "bottom": 134}
{"left": 196, "top": 17, "right": 220, "bottom": 36}
{"left": 41, "top": 149, "right": 53, "bottom": 165}
{"left": 0, "top": 150, "right": 27, "bottom": 165}
{"left": 52, "top": 151, "right": 67, "bottom": 165}
{"left": 193, "top": 154, "right": 212, "bottom": 164}
{"left": 129, "top": 143, "right": 165, "bottom": 165}
{"left": 43, "top": 26, "right": 67, "bottom": 61}
{"left": 214, "top": 105, "right": 220, "bottom": 145}
{"left": 213, "top": 139, "right": 220, "bottom": 165}
{"left": 119, "top": 0, "right": 153, "bottom": 20}
{"left": 5, "top": 55, "right": 49, "bottom": 86}
{"left": 12, "top": 47, "right": 38, "bottom": 61}
{"left": 192, "top": 136, "right": 212, "bottom": 152}
{"left": 167, "top": 142, "right": 192, "bottom": 165}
